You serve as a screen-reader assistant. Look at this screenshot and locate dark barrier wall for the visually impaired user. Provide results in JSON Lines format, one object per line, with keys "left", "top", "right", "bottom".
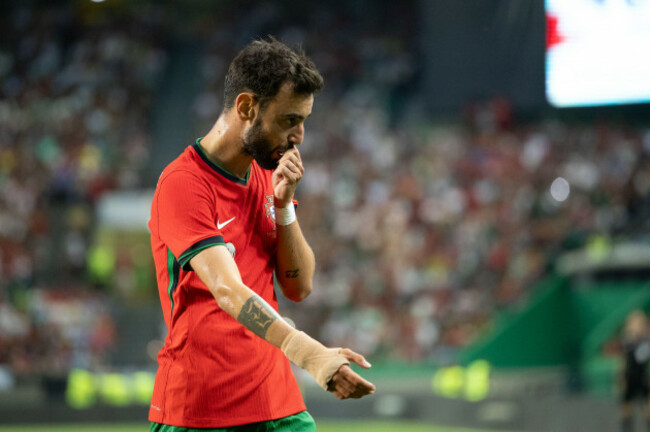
{"left": 459, "top": 275, "right": 573, "bottom": 368}
{"left": 419, "top": 0, "right": 547, "bottom": 114}
{"left": 460, "top": 275, "right": 650, "bottom": 370}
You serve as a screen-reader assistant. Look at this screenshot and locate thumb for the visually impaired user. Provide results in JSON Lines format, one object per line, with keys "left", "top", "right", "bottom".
{"left": 339, "top": 348, "right": 372, "bottom": 369}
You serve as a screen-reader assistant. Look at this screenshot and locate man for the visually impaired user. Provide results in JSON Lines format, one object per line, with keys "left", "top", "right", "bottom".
{"left": 148, "top": 38, "right": 375, "bottom": 432}
{"left": 619, "top": 310, "right": 650, "bottom": 432}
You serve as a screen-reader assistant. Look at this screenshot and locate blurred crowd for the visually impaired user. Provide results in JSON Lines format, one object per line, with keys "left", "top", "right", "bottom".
{"left": 0, "top": 3, "right": 167, "bottom": 379}
{"left": 189, "top": 2, "right": 650, "bottom": 362}
{"left": 191, "top": 0, "right": 417, "bottom": 133}
{"left": 293, "top": 106, "right": 650, "bottom": 363}
{"left": 1, "top": 0, "right": 650, "bottom": 386}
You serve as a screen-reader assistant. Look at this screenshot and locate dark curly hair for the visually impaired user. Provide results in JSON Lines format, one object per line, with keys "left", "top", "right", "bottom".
{"left": 223, "top": 37, "right": 324, "bottom": 112}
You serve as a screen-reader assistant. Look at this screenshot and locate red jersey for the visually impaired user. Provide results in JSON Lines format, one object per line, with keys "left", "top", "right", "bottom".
{"left": 148, "top": 140, "right": 305, "bottom": 428}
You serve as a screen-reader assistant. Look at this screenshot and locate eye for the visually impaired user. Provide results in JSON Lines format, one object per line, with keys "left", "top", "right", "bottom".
{"left": 285, "top": 117, "right": 298, "bottom": 127}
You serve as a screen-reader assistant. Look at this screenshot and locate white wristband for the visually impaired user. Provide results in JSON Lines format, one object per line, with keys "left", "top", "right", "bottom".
{"left": 275, "top": 204, "right": 296, "bottom": 226}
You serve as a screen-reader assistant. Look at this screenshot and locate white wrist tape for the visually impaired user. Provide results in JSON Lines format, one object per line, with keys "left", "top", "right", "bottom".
{"left": 280, "top": 330, "right": 349, "bottom": 390}
{"left": 275, "top": 204, "right": 296, "bottom": 226}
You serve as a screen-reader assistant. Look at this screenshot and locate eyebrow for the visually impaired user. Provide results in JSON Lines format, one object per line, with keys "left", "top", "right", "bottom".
{"left": 283, "top": 113, "right": 311, "bottom": 120}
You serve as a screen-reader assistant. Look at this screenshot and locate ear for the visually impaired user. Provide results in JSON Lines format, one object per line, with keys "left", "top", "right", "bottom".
{"left": 235, "top": 92, "right": 258, "bottom": 122}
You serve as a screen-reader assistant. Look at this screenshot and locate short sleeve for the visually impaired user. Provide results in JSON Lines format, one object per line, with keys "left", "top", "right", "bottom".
{"left": 154, "top": 170, "right": 225, "bottom": 270}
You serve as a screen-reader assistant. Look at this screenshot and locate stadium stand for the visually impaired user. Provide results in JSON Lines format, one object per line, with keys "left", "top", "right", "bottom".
{"left": 1, "top": 4, "right": 649, "bottom": 423}
{"left": 0, "top": 2, "right": 167, "bottom": 378}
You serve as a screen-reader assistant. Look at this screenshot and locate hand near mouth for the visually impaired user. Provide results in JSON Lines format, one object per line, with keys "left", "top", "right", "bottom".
{"left": 272, "top": 147, "right": 303, "bottom": 208}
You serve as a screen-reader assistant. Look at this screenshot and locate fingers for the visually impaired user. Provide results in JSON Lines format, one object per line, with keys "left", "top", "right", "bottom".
{"left": 327, "top": 364, "right": 376, "bottom": 400}
{"left": 280, "top": 161, "right": 302, "bottom": 180}
{"left": 273, "top": 151, "right": 303, "bottom": 186}
{"left": 272, "top": 148, "right": 304, "bottom": 208}
{"left": 284, "top": 146, "right": 302, "bottom": 164}
{"left": 339, "top": 348, "right": 372, "bottom": 369}
{"left": 328, "top": 374, "right": 355, "bottom": 400}
{"left": 278, "top": 149, "right": 304, "bottom": 177}
{"left": 338, "top": 364, "right": 375, "bottom": 393}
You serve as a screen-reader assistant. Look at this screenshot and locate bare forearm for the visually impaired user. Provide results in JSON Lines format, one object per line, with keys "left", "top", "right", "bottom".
{"left": 276, "top": 220, "right": 315, "bottom": 301}
{"left": 214, "top": 285, "right": 356, "bottom": 392}
{"left": 235, "top": 292, "right": 294, "bottom": 346}
{"left": 191, "top": 247, "right": 294, "bottom": 347}
{"left": 212, "top": 281, "right": 295, "bottom": 347}
{"left": 189, "top": 245, "right": 373, "bottom": 395}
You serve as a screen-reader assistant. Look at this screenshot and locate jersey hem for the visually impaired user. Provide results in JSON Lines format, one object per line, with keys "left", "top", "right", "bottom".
{"left": 149, "top": 404, "right": 307, "bottom": 429}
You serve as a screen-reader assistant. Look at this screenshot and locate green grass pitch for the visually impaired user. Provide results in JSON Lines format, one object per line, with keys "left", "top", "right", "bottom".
{"left": 0, "top": 422, "right": 505, "bottom": 432}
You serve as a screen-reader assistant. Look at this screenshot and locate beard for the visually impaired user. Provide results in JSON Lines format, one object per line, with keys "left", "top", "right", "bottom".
{"left": 242, "top": 118, "right": 280, "bottom": 170}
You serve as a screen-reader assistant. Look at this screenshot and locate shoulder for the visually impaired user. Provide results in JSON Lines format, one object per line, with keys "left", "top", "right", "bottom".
{"left": 153, "top": 166, "right": 216, "bottom": 214}
{"left": 157, "top": 148, "right": 209, "bottom": 190}
{"left": 155, "top": 169, "right": 216, "bottom": 213}
{"left": 159, "top": 167, "right": 204, "bottom": 188}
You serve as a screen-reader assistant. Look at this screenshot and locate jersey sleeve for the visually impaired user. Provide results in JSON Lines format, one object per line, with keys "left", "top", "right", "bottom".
{"left": 154, "top": 170, "right": 225, "bottom": 270}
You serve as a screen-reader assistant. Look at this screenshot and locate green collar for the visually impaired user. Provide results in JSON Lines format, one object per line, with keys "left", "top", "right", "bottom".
{"left": 193, "top": 138, "right": 250, "bottom": 185}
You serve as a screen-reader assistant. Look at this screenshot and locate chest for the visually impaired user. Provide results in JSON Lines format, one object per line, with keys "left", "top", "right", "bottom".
{"left": 211, "top": 180, "right": 277, "bottom": 259}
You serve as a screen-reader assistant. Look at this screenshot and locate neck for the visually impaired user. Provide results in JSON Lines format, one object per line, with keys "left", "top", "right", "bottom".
{"left": 199, "top": 113, "right": 253, "bottom": 179}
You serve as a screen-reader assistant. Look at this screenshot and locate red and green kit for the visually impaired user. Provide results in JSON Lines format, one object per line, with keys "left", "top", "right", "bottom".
{"left": 148, "top": 139, "right": 305, "bottom": 428}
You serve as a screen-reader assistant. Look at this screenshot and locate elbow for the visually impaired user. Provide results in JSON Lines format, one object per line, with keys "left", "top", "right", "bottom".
{"left": 209, "top": 283, "right": 233, "bottom": 308}
{"left": 286, "top": 283, "right": 312, "bottom": 302}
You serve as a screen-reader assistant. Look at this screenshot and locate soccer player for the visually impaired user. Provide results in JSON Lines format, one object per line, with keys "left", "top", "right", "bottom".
{"left": 619, "top": 310, "right": 650, "bottom": 432}
{"left": 147, "top": 38, "right": 375, "bottom": 432}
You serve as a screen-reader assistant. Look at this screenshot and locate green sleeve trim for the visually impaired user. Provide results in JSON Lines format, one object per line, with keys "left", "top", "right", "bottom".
{"left": 178, "top": 237, "right": 226, "bottom": 271}
{"left": 166, "top": 249, "right": 180, "bottom": 321}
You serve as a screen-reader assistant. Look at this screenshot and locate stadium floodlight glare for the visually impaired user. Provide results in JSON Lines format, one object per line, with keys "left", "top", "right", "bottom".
{"left": 545, "top": 0, "right": 650, "bottom": 107}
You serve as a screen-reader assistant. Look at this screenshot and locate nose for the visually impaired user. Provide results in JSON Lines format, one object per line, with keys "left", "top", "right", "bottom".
{"left": 288, "top": 123, "right": 304, "bottom": 147}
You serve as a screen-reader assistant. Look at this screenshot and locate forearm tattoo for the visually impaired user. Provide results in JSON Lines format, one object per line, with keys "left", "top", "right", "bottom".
{"left": 285, "top": 269, "right": 300, "bottom": 278}
{"left": 237, "top": 294, "right": 278, "bottom": 339}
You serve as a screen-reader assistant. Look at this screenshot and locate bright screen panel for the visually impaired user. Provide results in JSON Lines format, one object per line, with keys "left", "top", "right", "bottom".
{"left": 545, "top": 0, "right": 650, "bottom": 107}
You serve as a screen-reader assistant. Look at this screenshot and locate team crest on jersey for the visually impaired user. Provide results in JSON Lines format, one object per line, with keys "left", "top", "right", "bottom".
{"left": 264, "top": 195, "right": 276, "bottom": 230}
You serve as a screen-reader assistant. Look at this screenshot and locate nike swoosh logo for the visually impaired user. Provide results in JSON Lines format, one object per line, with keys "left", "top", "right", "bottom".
{"left": 217, "top": 216, "right": 236, "bottom": 230}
